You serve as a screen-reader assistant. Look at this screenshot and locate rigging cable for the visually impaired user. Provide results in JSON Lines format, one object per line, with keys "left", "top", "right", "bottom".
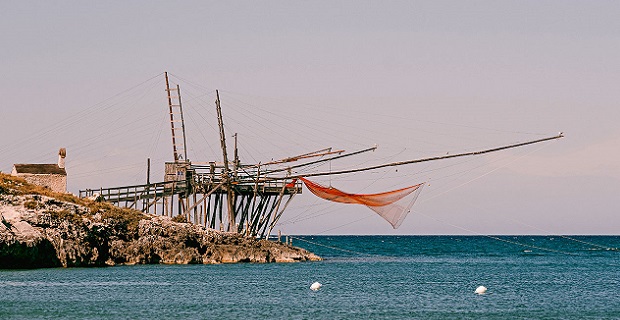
{"left": 415, "top": 211, "right": 576, "bottom": 255}
{"left": 504, "top": 217, "right": 619, "bottom": 252}
{"left": 288, "top": 235, "right": 383, "bottom": 257}
{"left": 0, "top": 73, "right": 164, "bottom": 157}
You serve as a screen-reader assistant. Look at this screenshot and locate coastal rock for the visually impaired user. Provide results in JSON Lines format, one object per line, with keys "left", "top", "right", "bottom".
{"left": 0, "top": 174, "right": 320, "bottom": 268}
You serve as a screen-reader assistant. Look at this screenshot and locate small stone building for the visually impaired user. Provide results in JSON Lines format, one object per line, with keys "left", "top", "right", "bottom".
{"left": 12, "top": 148, "right": 67, "bottom": 193}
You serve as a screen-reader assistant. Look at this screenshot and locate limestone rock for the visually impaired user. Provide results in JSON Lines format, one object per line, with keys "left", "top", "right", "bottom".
{"left": 0, "top": 177, "right": 320, "bottom": 269}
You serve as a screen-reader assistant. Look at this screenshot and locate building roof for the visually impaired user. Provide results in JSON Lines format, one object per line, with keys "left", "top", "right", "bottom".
{"left": 13, "top": 164, "right": 67, "bottom": 175}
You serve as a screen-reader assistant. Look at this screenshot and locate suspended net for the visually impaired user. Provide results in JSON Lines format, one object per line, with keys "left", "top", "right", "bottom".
{"left": 299, "top": 177, "right": 425, "bottom": 229}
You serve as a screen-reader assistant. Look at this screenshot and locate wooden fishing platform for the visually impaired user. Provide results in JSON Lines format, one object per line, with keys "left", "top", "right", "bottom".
{"left": 79, "top": 161, "right": 302, "bottom": 238}
{"left": 79, "top": 73, "right": 305, "bottom": 238}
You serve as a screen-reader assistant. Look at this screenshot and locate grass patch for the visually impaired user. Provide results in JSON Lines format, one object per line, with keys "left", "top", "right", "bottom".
{"left": 0, "top": 173, "right": 87, "bottom": 206}
{"left": 93, "top": 202, "right": 149, "bottom": 237}
{"left": 1, "top": 173, "right": 149, "bottom": 236}
{"left": 24, "top": 200, "right": 40, "bottom": 210}
{"left": 48, "top": 209, "right": 83, "bottom": 225}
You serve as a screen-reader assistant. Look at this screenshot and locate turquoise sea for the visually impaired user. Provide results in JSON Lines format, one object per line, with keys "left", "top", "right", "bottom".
{"left": 1, "top": 236, "right": 619, "bottom": 319}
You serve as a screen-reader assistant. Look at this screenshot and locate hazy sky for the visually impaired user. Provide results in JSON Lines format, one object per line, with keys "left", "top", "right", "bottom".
{"left": 1, "top": 1, "right": 619, "bottom": 235}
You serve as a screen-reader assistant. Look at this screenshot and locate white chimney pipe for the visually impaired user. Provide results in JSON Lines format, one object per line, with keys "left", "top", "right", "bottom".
{"left": 58, "top": 148, "right": 66, "bottom": 169}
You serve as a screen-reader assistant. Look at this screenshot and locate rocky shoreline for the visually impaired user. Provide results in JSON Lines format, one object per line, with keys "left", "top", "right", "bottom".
{"left": 0, "top": 174, "right": 320, "bottom": 268}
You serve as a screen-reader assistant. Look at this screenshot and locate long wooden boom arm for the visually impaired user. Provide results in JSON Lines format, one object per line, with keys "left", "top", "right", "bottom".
{"left": 268, "top": 133, "right": 564, "bottom": 180}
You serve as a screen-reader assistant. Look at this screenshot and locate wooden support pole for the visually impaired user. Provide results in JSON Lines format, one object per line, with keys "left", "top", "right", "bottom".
{"left": 217, "top": 193, "right": 224, "bottom": 231}
{"left": 193, "top": 193, "right": 197, "bottom": 224}
{"left": 178, "top": 196, "right": 182, "bottom": 218}
{"left": 264, "top": 182, "right": 288, "bottom": 239}
{"left": 177, "top": 84, "right": 188, "bottom": 161}
{"left": 268, "top": 193, "right": 297, "bottom": 237}
{"left": 181, "top": 181, "right": 226, "bottom": 217}
{"left": 207, "top": 194, "right": 213, "bottom": 229}
{"left": 215, "top": 90, "right": 236, "bottom": 232}
{"left": 254, "top": 195, "right": 273, "bottom": 236}
{"left": 165, "top": 72, "right": 180, "bottom": 162}
{"left": 257, "top": 195, "right": 280, "bottom": 238}
{"left": 233, "top": 133, "right": 239, "bottom": 179}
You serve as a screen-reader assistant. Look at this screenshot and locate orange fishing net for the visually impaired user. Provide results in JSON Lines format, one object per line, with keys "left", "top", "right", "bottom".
{"left": 299, "top": 177, "right": 424, "bottom": 229}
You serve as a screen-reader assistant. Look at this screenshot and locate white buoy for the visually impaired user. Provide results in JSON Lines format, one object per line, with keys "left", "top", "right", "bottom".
{"left": 310, "top": 282, "right": 322, "bottom": 291}
{"left": 475, "top": 286, "right": 487, "bottom": 295}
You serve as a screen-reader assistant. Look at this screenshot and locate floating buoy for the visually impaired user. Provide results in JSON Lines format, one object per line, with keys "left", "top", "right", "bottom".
{"left": 475, "top": 286, "right": 487, "bottom": 295}
{"left": 310, "top": 282, "right": 322, "bottom": 291}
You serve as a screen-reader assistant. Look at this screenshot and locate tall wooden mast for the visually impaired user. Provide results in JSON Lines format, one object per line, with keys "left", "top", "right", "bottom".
{"left": 165, "top": 72, "right": 188, "bottom": 162}
{"left": 215, "top": 90, "right": 236, "bottom": 231}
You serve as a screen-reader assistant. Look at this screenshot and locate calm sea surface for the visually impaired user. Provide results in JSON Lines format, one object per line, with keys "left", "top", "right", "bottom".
{"left": 1, "top": 236, "right": 619, "bottom": 319}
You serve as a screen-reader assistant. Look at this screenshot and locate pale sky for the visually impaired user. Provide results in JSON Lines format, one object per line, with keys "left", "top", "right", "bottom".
{"left": 1, "top": 1, "right": 619, "bottom": 235}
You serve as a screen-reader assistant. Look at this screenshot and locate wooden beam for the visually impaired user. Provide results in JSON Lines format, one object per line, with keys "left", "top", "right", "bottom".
{"left": 181, "top": 181, "right": 226, "bottom": 217}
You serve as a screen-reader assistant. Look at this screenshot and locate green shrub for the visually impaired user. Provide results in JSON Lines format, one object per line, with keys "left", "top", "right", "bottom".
{"left": 24, "top": 200, "right": 39, "bottom": 210}
{"left": 100, "top": 206, "right": 147, "bottom": 237}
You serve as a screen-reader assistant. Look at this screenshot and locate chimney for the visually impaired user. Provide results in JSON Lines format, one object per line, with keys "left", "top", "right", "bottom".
{"left": 58, "top": 148, "right": 66, "bottom": 169}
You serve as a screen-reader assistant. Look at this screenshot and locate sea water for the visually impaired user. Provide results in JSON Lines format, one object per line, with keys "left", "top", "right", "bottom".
{"left": 1, "top": 236, "right": 619, "bottom": 319}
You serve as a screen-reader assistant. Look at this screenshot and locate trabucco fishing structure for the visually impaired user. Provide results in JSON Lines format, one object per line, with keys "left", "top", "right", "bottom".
{"left": 79, "top": 72, "right": 564, "bottom": 238}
